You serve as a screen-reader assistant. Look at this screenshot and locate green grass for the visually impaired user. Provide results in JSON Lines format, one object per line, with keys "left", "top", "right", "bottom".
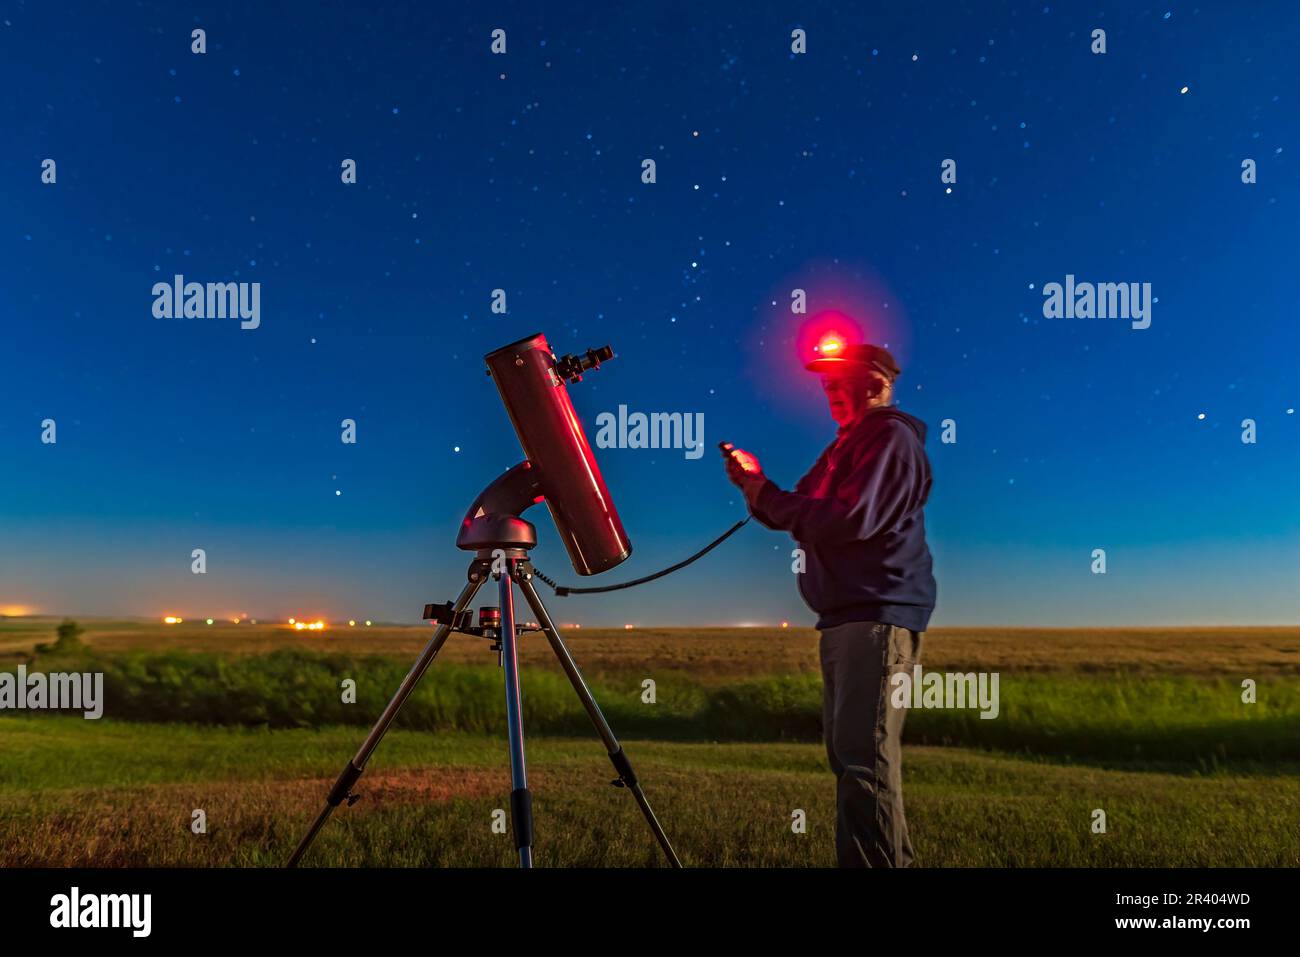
{"left": 4, "top": 622, "right": 1298, "bottom": 868}
{"left": 5, "top": 649, "right": 1298, "bottom": 764}
{"left": 1, "top": 718, "right": 1296, "bottom": 867}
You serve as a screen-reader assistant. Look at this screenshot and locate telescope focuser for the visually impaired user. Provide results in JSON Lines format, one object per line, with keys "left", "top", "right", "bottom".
{"left": 554, "top": 345, "right": 614, "bottom": 383}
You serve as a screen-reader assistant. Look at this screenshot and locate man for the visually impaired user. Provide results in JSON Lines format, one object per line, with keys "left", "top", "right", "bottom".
{"left": 724, "top": 340, "right": 936, "bottom": 867}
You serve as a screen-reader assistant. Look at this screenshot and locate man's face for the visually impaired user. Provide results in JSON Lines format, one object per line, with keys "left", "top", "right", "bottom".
{"left": 820, "top": 368, "right": 882, "bottom": 426}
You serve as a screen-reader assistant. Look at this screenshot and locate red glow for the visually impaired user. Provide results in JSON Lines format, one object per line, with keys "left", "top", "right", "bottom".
{"left": 731, "top": 449, "right": 761, "bottom": 474}
{"left": 796, "top": 311, "right": 863, "bottom": 369}
{"left": 742, "top": 265, "right": 910, "bottom": 421}
{"left": 816, "top": 334, "right": 844, "bottom": 355}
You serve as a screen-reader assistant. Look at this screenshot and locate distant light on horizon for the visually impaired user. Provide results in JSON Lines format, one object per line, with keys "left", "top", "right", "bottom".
{"left": 163, "top": 616, "right": 182, "bottom": 625}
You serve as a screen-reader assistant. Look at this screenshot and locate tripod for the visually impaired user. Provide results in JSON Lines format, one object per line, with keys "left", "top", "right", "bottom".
{"left": 286, "top": 544, "right": 682, "bottom": 868}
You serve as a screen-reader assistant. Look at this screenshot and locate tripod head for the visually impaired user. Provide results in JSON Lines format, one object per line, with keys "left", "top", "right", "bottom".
{"left": 424, "top": 598, "right": 540, "bottom": 657}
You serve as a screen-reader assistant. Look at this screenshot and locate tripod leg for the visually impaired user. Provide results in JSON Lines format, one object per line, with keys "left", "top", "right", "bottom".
{"left": 498, "top": 565, "right": 534, "bottom": 868}
{"left": 285, "top": 575, "right": 484, "bottom": 867}
{"left": 516, "top": 576, "right": 683, "bottom": 868}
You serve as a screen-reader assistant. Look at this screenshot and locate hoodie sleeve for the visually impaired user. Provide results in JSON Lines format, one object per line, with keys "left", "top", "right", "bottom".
{"left": 745, "top": 441, "right": 831, "bottom": 529}
{"left": 745, "top": 479, "right": 783, "bottom": 529}
{"left": 745, "top": 421, "right": 924, "bottom": 545}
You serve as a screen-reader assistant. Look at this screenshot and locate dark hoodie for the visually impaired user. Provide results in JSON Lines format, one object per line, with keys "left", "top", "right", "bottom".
{"left": 744, "top": 406, "right": 937, "bottom": 632}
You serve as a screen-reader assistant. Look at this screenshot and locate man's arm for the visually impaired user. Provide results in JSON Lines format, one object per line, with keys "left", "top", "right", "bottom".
{"left": 743, "top": 442, "right": 833, "bottom": 529}
{"left": 745, "top": 479, "right": 783, "bottom": 529}
{"left": 743, "top": 423, "right": 922, "bottom": 545}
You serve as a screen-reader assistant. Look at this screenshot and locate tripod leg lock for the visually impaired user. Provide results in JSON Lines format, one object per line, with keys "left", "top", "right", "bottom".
{"left": 509, "top": 787, "right": 534, "bottom": 852}
{"left": 327, "top": 761, "right": 364, "bottom": 807}
{"left": 609, "top": 747, "right": 638, "bottom": 789}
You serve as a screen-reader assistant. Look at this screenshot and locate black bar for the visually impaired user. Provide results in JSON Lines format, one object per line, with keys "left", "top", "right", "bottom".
{"left": 4, "top": 868, "right": 1286, "bottom": 942}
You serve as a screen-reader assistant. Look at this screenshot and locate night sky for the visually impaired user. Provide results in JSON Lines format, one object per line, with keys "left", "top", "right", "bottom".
{"left": 2, "top": 2, "right": 1297, "bottom": 626}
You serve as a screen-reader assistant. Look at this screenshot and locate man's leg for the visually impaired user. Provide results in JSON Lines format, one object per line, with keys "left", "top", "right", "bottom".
{"left": 883, "top": 625, "right": 922, "bottom": 866}
{"left": 819, "top": 624, "right": 857, "bottom": 866}
{"left": 819, "top": 631, "right": 850, "bottom": 867}
{"left": 820, "top": 620, "right": 923, "bottom": 867}
{"left": 818, "top": 629, "right": 844, "bottom": 777}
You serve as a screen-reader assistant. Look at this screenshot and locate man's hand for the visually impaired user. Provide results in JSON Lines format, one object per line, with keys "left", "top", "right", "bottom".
{"left": 724, "top": 447, "right": 765, "bottom": 493}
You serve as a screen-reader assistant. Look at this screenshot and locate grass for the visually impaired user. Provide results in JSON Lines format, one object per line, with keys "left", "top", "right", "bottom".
{"left": 1, "top": 718, "right": 1296, "bottom": 867}
{"left": 5, "top": 618, "right": 1300, "bottom": 678}
{"left": 5, "top": 647, "right": 1298, "bottom": 764}
{"left": 2, "top": 618, "right": 1297, "bottom": 867}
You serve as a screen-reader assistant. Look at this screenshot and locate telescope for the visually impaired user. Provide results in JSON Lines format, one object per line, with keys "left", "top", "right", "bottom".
{"left": 288, "top": 333, "right": 680, "bottom": 870}
{"left": 457, "top": 333, "right": 631, "bottom": 575}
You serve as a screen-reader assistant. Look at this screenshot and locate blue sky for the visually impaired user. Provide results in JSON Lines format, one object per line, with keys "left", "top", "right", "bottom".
{"left": 2, "top": 2, "right": 1297, "bottom": 625}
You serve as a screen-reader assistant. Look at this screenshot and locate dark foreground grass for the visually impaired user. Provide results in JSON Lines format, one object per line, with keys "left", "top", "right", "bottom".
{"left": 1, "top": 718, "right": 1297, "bottom": 867}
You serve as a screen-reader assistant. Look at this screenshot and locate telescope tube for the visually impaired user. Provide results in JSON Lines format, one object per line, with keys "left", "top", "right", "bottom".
{"left": 484, "top": 333, "right": 632, "bottom": 576}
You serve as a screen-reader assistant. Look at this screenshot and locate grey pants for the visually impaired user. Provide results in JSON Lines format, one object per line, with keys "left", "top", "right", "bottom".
{"left": 819, "top": 620, "right": 924, "bottom": 868}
